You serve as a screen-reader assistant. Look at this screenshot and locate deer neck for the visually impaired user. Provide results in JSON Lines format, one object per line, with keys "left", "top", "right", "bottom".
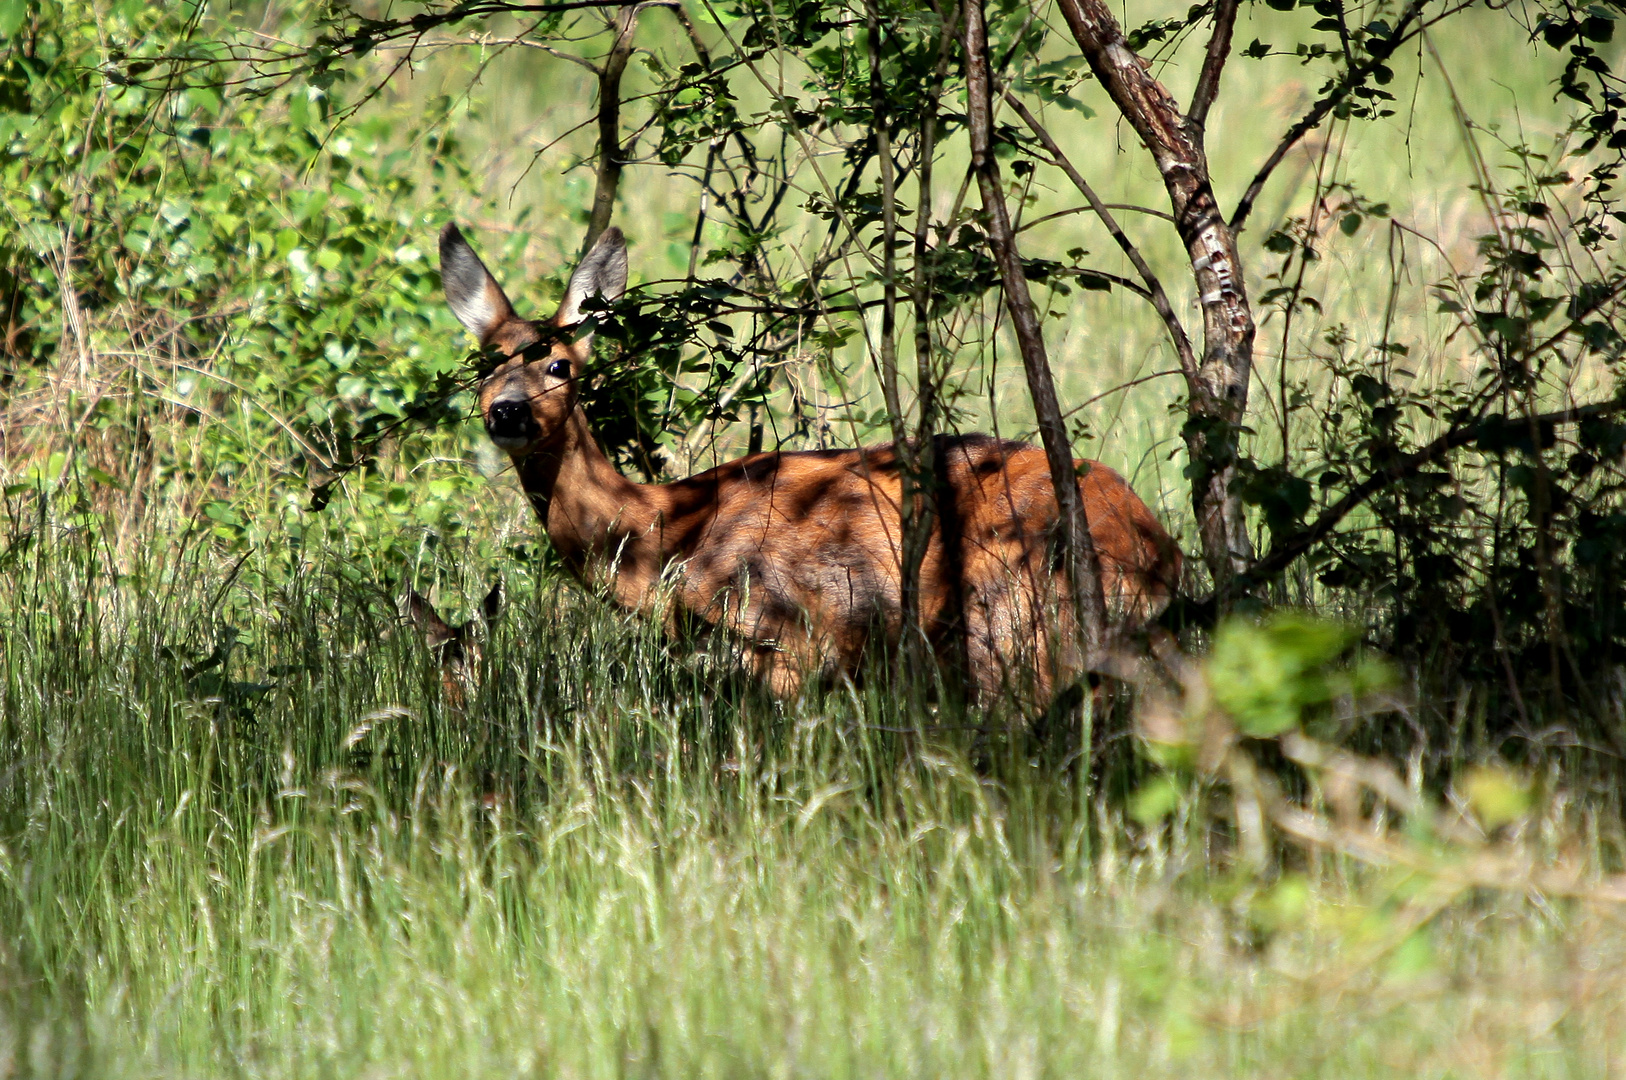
{"left": 513, "top": 406, "right": 671, "bottom": 600}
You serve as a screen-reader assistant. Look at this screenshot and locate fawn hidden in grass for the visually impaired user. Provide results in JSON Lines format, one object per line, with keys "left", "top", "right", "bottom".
{"left": 406, "top": 581, "right": 503, "bottom": 711}
{"left": 441, "top": 223, "right": 1181, "bottom": 705}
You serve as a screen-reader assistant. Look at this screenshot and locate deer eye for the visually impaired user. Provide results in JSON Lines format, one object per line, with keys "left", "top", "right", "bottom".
{"left": 546, "top": 359, "right": 571, "bottom": 379}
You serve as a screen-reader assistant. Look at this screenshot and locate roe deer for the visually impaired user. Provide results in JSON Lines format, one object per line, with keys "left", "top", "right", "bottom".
{"left": 405, "top": 581, "right": 503, "bottom": 710}
{"left": 441, "top": 224, "right": 1182, "bottom": 705}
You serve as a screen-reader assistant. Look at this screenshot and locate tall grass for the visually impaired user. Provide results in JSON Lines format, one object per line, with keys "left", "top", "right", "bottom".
{"left": 2, "top": 500, "right": 1623, "bottom": 1078}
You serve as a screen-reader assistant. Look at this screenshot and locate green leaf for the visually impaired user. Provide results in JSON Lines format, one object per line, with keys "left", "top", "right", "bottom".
{"left": 0, "top": 0, "right": 27, "bottom": 38}
{"left": 1250, "top": 874, "right": 1310, "bottom": 932}
{"left": 203, "top": 501, "right": 241, "bottom": 526}
{"left": 1207, "top": 614, "right": 1364, "bottom": 737}
{"left": 1385, "top": 929, "right": 1437, "bottom": 982}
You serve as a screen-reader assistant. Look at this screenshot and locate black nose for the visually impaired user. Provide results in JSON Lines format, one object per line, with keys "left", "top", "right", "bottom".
{"left": 486, "top": 398, "right": 537, "bottom": 441}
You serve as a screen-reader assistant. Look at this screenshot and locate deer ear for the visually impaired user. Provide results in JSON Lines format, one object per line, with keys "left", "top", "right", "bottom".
{"left": 440, "top": 224, "right": 517, "bottom": 345}
{"left": 480, "top": 579, "right": 504, "bottom": 624}
{"left": 555, "top": 227, "right": 628, "bottom": 330}
{"left": 406, "top": 588, "right": 456, "bottom": 648}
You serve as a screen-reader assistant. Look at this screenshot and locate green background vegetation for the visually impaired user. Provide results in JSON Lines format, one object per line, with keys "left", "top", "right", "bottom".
{"left": 3, "top": 0, "right": 1626, "bottom": 1074}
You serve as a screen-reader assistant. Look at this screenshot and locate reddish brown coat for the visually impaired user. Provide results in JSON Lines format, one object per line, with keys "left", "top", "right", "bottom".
{"left": 442, "top": 224, "right": 1182, "bottom": 704}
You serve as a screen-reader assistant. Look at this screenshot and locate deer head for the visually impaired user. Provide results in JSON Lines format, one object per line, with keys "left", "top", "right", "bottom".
{"left": 405, "top": 581, "right": 504, "bottom": 710}
{"left": 439, "top": 224, "right": 629, "bottom": 456}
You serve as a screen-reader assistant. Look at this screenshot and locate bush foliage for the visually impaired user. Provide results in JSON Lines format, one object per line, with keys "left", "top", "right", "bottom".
{"left": 5, "top": 1, "right": 1626, "bottom": 761}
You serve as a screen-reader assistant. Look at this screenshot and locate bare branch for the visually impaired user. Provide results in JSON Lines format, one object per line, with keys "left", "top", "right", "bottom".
{"left": 515, "top": 41, "right": 604, "bottom": 71}
{"left": 1188, "top": 0, "right": 1237, "bottom": 129}
{"left": 584, "top": 5, "right": 642, "bottom": 252}
{"left": 1017, "top": 202, "right": 1175, "bottom": 228}
{"left": 1060, "top": 369, "right": 1184, "bottom": 421}
{"left": 1001, "top": 89, "right": 1196, "bottom": 381}
{"left": 965, "top": 0, "right": 1109, "bottom": 661}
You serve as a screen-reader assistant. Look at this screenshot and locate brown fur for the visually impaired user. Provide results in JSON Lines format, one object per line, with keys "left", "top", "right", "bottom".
{"left": 443, "top": 224, "right": 1182, "bottom": 705}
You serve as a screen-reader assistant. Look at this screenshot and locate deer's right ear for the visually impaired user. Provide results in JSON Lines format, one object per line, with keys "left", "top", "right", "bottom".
{"left": 439, "top": 224, "right": 516, "bottom": 345}
{"left": 479, "top": 579, "right": 504, "bottom": 624}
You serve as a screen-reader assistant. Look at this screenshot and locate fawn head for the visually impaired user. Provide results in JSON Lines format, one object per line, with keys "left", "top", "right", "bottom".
{"left": 406, "top": 581, "right": 504, "bottom": 710}
{"left": 439, "top": 224, "right": 628, "bottom": 455}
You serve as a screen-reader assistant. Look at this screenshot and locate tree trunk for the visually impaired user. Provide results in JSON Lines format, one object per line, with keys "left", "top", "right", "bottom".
{"left": 865, "top": 0, "right": 934, "bottom": 689}
{"left": 907, "top": 0, "right": 967, "bottom": 699}
{"left": 1054, "top": 0, "right": 1255, "bottom": 600}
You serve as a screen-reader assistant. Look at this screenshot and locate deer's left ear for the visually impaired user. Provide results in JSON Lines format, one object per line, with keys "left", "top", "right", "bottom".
{"left": 555, "top": 227, "right": 628, "bottom": 331}
{"left": 440, "top": 223, "right": 517, "bottom": 345}
{"left": 406, "top": 588, "right": 456, "bottom": 648}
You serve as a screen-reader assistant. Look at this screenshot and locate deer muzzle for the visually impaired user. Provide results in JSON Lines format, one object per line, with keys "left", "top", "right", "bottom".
{"left": 485, "top": 396, "right": 539, "bottom": 450}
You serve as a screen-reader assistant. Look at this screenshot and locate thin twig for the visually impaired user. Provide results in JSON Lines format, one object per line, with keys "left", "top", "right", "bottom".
{"left": 1001, "top": 89, "right": 1196, "bottom": 381}
{"left": 1230, "top": 0, "right": 1477, "bottom": 233}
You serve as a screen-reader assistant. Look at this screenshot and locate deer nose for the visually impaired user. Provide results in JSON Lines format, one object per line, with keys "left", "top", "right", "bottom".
{"left": 485, "top": 398, "right": 537, "bottom": 442}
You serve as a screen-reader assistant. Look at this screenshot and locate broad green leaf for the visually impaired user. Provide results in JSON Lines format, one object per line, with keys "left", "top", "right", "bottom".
{"left": 0, "top": 0, "right": 27, "bottom": 38}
